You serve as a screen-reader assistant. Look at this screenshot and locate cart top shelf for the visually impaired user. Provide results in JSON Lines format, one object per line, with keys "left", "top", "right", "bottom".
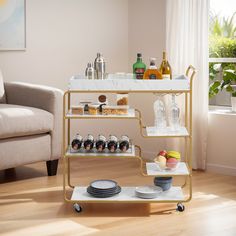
{"left": 68, "top": 74, "right": 190, "bottom": 92}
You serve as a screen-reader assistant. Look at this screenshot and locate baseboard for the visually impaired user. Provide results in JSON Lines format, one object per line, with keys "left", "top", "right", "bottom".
{"left": 206, "top": 163, "right": 236, "bottom": 176}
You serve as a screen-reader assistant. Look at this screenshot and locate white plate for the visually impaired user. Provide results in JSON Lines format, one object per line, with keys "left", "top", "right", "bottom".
{"left": 135, "top": 185, "right": 162, "bottom": 199}
{"left": 90, "top": 180, "right": 117, "bottom": 190}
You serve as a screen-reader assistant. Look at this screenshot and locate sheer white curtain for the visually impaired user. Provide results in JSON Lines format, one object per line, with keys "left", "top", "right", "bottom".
{"left": 166, "top": 0, "right": 209, "bottom": 169}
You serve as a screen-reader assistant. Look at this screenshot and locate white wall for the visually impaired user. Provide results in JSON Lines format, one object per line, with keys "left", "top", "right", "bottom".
{"left": 0, "top": 0, "right": 166, "bottom": 160}
{"left": 0, "top": 0, "right": 129, "bottom": 89}
{"left": 207, "top": 111, "right": 236, "bottom": 176}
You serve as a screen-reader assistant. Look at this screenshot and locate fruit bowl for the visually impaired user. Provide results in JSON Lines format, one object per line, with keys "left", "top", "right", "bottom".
{"left": 154, "top": 160, "right": 179, "bottom": 171}
{"left": 154, "top": 150, "right": 181, "bottom": 171}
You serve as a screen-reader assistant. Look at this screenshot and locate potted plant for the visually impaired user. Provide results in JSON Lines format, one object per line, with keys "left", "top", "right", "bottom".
{"left": 209, "top": 65, "right": 236, "bottom": 111}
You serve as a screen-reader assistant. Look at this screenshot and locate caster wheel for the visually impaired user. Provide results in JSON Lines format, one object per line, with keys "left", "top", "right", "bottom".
{"left": 177, "top": 203, "right": 185, "bottom": 212}
{"left": 74, "top": 203, "right": 82, "bottom": 213}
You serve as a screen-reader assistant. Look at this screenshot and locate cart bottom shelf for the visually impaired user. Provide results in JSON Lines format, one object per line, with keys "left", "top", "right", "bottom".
{"left": 71, "top": 186, "right": 184, "bottom": 202}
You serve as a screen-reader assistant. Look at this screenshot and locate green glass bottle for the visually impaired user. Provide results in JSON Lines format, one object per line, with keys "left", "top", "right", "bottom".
{"left": 133, "top": 53, "right": 146, "bottom": 79}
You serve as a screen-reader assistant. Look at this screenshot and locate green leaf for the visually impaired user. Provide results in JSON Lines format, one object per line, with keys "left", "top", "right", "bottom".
{"left": 226, "top": 85, "right": 234, "bottom": 92}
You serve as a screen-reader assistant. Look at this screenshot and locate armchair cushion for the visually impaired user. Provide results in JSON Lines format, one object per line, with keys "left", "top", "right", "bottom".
{"left": 4, "top": 82, "right": 63, "bottom": 160}
{"left": 0, "top": 70, "right": 6, "bottom": 103}
{"left": 0, "top": 104, "right": 53, "bottom": 139}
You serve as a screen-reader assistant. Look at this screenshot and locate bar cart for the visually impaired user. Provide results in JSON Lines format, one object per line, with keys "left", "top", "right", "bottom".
{"left": 62, "top": 65, "right": 196, "bottom": 213}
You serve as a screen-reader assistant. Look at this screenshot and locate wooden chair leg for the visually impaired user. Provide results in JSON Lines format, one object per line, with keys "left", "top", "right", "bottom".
{"left": 46, "top": 159, "right": 58, "bottom": 176}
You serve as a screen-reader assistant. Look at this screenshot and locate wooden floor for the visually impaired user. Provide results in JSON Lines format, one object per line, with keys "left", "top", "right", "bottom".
{"left": 0, "top": 158, "right": 236, "bottom": 236}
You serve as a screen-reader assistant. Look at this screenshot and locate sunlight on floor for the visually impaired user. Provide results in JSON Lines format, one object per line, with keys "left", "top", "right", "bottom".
{"left": 2, "top": 220, "right": 99, "bottom": 236}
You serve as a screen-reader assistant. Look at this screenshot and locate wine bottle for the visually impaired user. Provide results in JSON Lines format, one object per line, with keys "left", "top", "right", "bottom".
{"left": 84, "top": 134, "right": 94, "bottom": 151}
{"left": 107, "top": 135, "right": 118, "bottom": 152}
{"left": 119, "top": 135, "right": 130, "bottom": 152}
{"left": 133, "top": 53, "right": 146, "bottom": 79}
{"left": 71, "top": 134, "right": 83, "bottom": 150}
{"left": 95, "top": 134, "right": 106, "bottom": 152}
{"left": 159, "top": 51, "right": 172, "bottom": 80}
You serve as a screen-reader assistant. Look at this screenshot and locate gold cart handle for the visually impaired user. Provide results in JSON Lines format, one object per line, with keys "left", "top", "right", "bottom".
{"left": 185, "top": 65, "right": 196, "bottom": 82}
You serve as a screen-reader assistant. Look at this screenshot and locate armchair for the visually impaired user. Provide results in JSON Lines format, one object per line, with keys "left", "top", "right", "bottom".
{"left": 0, "top": 71, "right": 63, "bottom": 176}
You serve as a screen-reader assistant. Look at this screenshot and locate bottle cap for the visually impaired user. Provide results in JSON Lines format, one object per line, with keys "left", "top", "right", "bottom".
{"left": 137, "top": 53, "right": 142, "bottom": 57}
{"left": 150, "top": 58, "right": 156, "bottom": 66}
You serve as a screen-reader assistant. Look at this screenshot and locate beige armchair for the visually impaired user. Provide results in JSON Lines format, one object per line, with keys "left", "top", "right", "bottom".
{"left": 0, "top": 70, "right": 63, "bottom": 176}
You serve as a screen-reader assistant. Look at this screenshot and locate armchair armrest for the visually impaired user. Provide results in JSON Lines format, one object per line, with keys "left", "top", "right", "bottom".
{"left": 4, "top": 82, "right": 63, "bottom": 160}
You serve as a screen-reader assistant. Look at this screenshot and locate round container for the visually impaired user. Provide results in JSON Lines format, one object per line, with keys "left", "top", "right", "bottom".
{"left": 153, "top": 177, "right": 172, "bottom": 191}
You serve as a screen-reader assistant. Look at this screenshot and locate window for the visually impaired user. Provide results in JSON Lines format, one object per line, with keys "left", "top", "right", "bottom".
{"left": 209, "top": 0, "right": 236, "bottom": 106}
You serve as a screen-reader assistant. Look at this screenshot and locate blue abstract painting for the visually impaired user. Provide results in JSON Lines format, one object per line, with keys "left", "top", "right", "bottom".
{"left": 0, "top": 0, "right": 25, "bottom": 50}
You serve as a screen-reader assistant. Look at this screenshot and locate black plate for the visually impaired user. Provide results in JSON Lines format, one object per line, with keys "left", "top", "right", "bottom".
{"left": 87, "top": 186, "right": 121, "bottom": 198}
{"left": 88, "top": 186, "right": 119, "bottom": 193}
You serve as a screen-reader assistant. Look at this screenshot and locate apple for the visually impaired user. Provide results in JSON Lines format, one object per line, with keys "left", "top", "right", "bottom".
{"left": 166, "top": 158, "right": 179, "bottom": 169}
{"left": 158, "top": 155, "right": 167, "bottom": 169}
{"left": 154, "top": 155, "right": 167, "bottom": 170}
{"left": 158, "top": 150, "right": 168, "bottom": 158}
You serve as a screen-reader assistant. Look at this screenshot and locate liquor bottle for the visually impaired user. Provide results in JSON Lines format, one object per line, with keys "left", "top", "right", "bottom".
{"left": 168, "top": 95, "right": 180, "bottom": 130}
{"left": 107, "top": 135, "right": 118, "bottom": 152}
{"left": 71, "top": 134, "right": 83, "bottom": 150}
{"left": 159, "top": 51, "right": 172, "bottom": 80}
{"left": 119, "top": 135, "right": 130, "bottom": 152}
{"left": 84, "top": 134, "right": 94, "bottom": 151}
{"left": 133, "top": 53, "right": 146, "bottom": 79}
{"left": 95, "top": 135, "right": 106, "bottom": 152}
{"left": 143, "top": 58, "right": 162, "bottom": 80}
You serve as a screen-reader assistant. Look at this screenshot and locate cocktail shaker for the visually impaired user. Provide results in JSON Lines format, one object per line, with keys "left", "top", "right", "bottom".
{"left": 85, "top": 62, "right": 95, "bottom": 80}
{"left": 94, "top": 53, "right": 106, "bottom": 79}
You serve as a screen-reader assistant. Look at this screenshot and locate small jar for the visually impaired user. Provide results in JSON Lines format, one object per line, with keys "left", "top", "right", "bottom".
{"left": 88, "top": 104, "right": 99, "bottom": 115}
{"left": 71, "top": 134, "right": 83, "bottom": 150}
{"left": 107, "top": 135, "right": 118, "bottom": 152}
{"left": 117, "top": 93, "right": 129, "bottom": 106}
{"left": 95, "top": 134, "right": 106, "bottom": 152}
{"left": 83, "top": 134, "right": 94, "bottom": 151}
{"left": 119, "top": 135, "right": 130, "bottom": 152}
{"left": 79, "top": 101, "right": 92, "bottom": 113}
{"left": 71, "top": 105, "right": 84, "bottom": 115}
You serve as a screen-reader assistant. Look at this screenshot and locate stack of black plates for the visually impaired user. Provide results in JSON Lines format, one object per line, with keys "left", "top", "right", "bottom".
{"left": 87, "top": 179, "right": 121, "bottom": 198}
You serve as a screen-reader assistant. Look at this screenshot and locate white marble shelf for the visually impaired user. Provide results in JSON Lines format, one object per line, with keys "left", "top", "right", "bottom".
{"left": 146, "top": 126, "right": 189, "bottom": 137}
{"left": 66, "top": 109, "right": 136, "bottom": 119}
{"left": 71, "top": 186, "right": 184, "bottom": 202}
{"left": 146, "top": 162, "right": 190, "bottom": 176}
{"left": 68, "top": 75, "right": 190, "bottom": 92}
{"left": 65, "top": 145, "right": 136, "bottom": 158}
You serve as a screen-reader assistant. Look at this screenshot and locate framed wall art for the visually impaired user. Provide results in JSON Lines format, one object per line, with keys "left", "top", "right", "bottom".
{"left": 0, "top": 0, "right": 26, "bottom": 50}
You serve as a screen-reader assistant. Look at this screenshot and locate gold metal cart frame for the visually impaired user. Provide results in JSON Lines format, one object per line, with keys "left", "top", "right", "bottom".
{"left": 62, "top": 65, "right": 196, "bottom": 212}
